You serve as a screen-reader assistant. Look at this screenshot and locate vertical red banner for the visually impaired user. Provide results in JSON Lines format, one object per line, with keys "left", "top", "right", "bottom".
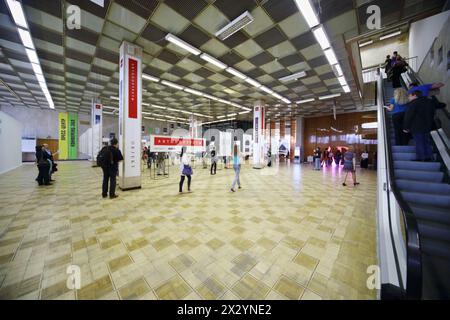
{"left": 128, "top": 58, "right": 138, "bottom": 119}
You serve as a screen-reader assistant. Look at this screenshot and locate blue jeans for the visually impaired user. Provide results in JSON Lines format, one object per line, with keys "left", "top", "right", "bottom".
{"left": 412, "top": 133, "right": 433, "bottom": 161}
{"left": 231, "top": 164, "right": 241, "bottom": 189}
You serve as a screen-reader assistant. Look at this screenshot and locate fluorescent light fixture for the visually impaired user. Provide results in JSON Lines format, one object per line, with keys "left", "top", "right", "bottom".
{"left": 319, "top": 93, "right": 341, "bottom": 100}
{"left": 324, "top": 48, "right": 338, "bottom": 65}
{"left": 260, "top": 86, "right": 273, "bottom": 94}
{"left": 362, "top": 122, "right": 378, "bottom": 129}
{"left": 239, "top": 111, "right": 251, "bottom": 115}
{"left": 359, "top": 40, "right": 373, "bottom": 48}
{"left": 200, "top": 53, "right": 227, "bottom": 69}
{"left": 216, "top": 115, "right": 226, "bottom": 119}
{"left": 342, "top": 85, "right": 350, "bottom": 93}
{"left": 36, "top": 73, "right": 45, "bottom": 83}
{"left": 226, "top": 67, "right": 247, "bottom": 80}
{"left": 142, "top": 111, "right": 152, "bottom": 115}
{"left": 203, "top": 94, "right": 220, "bottom": 101}
{"left": 380, "top": 31, "right": 401, "bottom": 41}
{"left": 270, "top": 92, "right": 283, "bottom": 100}
{"left": 17, "top": 28, "right": 34, "bottom": 49}
{"left": 278, "top": 71, "right": 307, "bottom": 82}
{"left": 142, "top": 102, "right": 150, "bottom": 106}
{"left": 333, "top": 64, "right": 343, "bottom": 77}
{"left": 110, "top": 96, "right": 119, "bottom": 101}
{"left": 281, "top": 98, "right": 292, "bottom": 104}
{"left": 6, "top": 0, "right": 28, "bottom": 29}
{"left": 245, "top": 78, "right": 261, "bottom": 88}
{"left": 31, "top": 63, "right": 42, "bottom": 75}
{"left": 295, "top": 0, "right": 319, "bottom": 28}
{"left": 337, "top": 76, "right": 347, "bottom": 86}
{"left": 312, "top": 26, "right": 330, "bottom": 50}
{"left": 297, "top": 98, "right": 315, "bottom": 104}
{"left": 161, "top": 80, "right": 184, "bottom": 90}
{"left": 165, "top": 33, "right": 201, "bottom": 55}
{"left": 215, "top": 11, "right": 254, "bottom": 40}
{"left": 25, "top": 48, "right": 39, "bottom": 64}
{"left": 184, "top": 88, "right": 204, "bottom": 96}
{"left": 152, "top": 104, "right": 166, "bottom": 109}
{"left": 142, "top": 74, "right": 159, "bottom": 82}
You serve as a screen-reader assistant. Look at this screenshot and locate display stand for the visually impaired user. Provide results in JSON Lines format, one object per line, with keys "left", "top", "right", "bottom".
{"left": 150, "top": 158, "right": 169, "bottom": 180}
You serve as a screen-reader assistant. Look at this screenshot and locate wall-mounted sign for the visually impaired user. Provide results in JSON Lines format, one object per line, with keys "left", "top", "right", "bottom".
{"left": 149, "top": 135, "right": 205, "bottom": 152}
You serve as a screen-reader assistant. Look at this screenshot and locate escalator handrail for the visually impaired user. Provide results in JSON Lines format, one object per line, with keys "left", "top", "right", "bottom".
{"left": 378, "top": 70, "right": 423, "bottom": 299}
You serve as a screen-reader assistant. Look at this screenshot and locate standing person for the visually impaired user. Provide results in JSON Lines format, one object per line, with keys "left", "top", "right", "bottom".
{"left": 387, "top": 88, "right": 410, "bottom": 145}
{"left": 342, "top": 147, "right": 359, "bottom": 187}
{"left": 403, "top": 90, "right": 436, "bottom": 161}
{"left": 384, "top": 55, "right": 392, "bottom": 75}
{"left": 35, "top": 145, "right": 50, "bottom": 186}
{"left": 361, "top": 150, "right": 369, "bottom": 169}
{"left": 157, "top": 152, "right": 166, "bottom": 175}
{"left": 391, "top": 51, "right": 406, "bottom": 89}
{"left": 179, "top": 147, "right": 192, "bottom": 193}
{"left": 42, "top": 144, "right": 58, "bottom": 181}
{"left": 335, "top": 149, "right": 342, "bottom": 166}
{"left": 210, "top": 147, "right": 217, "bottom": 175}
{"left": 230, "top": 144, "right": 242, "bottom": 192}
{"left": 100, "top": 138, "right": 123, "bottom": 199}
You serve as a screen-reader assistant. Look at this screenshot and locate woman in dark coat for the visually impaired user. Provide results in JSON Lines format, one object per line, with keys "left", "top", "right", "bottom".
{"left": 35, "top": 145, "right": 50, "bottom": 186}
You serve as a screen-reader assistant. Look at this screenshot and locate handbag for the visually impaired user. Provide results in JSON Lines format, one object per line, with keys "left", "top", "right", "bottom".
{"left": 182, "top": 165, "right": 192, "bottom": 176}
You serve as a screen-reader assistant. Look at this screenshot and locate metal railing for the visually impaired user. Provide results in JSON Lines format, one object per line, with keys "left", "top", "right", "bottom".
{"left": 363, "top": 57, "right": 418, "bottom": 84}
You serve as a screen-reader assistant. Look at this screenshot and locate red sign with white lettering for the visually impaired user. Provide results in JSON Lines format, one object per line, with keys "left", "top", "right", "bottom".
{"left": 153, "top": 136, "right": 204, "bottom": 147}
{"left": 128, "top": 58, "right": 138, "bottom": 119}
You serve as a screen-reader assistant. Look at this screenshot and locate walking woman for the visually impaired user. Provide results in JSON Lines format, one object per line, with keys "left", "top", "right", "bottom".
{"left": 179, "top": 147, "right": 192, "bottom": 193}
{"left": 342, "top": 147, "right": 360, "bottom": 187}
{"left": 230, "top": 144, "right": 242, "bottom": 192}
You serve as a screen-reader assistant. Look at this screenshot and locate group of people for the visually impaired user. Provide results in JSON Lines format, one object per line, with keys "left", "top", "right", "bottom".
{"left": 385, "top": 51, "right": 408, "bottom": 89}
{"left": 387, "top": 81, "right": 445, "bottom": 161}
{"left": 313, "top": 147, "right": 344, "bottom": 168}
{"left": 35, "top": 144, "right": 58, "bottom": 186}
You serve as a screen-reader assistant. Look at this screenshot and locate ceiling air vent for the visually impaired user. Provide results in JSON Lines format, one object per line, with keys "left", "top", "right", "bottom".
{"left": 215, "top": 11, "right": 254, "bottom": 41}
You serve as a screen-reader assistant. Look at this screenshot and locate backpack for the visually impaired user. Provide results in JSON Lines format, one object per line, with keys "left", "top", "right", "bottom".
{"left": 97, "top": 146, "right": 111, "bottom": 167}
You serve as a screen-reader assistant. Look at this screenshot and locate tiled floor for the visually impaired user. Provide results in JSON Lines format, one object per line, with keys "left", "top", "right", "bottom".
{"left": 0, "top": 160, "right": 378, "bottom": 300}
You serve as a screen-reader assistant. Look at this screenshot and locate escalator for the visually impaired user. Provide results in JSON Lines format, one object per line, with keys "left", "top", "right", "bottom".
{"left": 381, "top": 75, "right": 450, "bottom": 299}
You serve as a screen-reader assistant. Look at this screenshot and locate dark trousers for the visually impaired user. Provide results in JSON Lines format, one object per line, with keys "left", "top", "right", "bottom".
{"left": 102, "top": 167, "right": 117, "bottom": 197}
{"left": 37, "top": 165, "right": 50, "bottom": 185}
{"left": 392, "top": 112, "right": 410, "bottom": 145}
{"left": 412, "top": 133, "right": 433, "bottom": 161}
{"left": 210, "top": 161, "right": 217, "bottom": 175}
{"left": 392, "top": 67, "right": 402, "bottom": 88}
{"left": 179, "top": 175, "right": 191, "bottom": 192}
{"left": 361, "top": 159, "right": 369, "bottom": 169}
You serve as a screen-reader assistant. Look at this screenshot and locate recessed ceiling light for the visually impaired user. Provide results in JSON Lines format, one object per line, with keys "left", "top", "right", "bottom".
{"left": 17, "top": 28, "right": 34, "bottom": 49}
{"left": 25, "top": 48, "right": 39, "bottom": 64}
{"left": 319, "top": 93, "right": 341, "bottom": 100}
{"left": 278, "top": 71, "right": 307, "bottom": 82}
{"left": 294, "top": 0, "right": 319, "bottom": 28}
{"left": 324, "top": 48, "right": 338, "bottom": 65}
{"left": 380, "top": 31, "right": 401, "bottom": 41}
{"left": 359, "top": 40, "right": 373, "bottom": 48}
{"left": 312, "top": 25, "right": 330, "bottom": 50}
{"left": 297, "top": 98, "right": 315, "bottom": 104}
{"left": 200, "top": 53, "right": 227, "bottom": 69}
{"left": 165, "top": 33, "right": 201, "bottom": 55}
{"left": 215, "top": 11, "right": 254, "bottom": 40}
{"left": 226, "top": 67, "right": 247, "bottom": 80}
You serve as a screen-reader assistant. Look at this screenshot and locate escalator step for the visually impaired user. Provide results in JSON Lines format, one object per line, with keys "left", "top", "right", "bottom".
{"left": 418, "top": 220, "right": 450, "bottom": 242}
{"left": 392, "top": 146, "right": 417, "bottom": 153}
{"left": 402, "top": 191, "right": 450, "bottom": 207}
{"left": 395, "top": 169, "right": 444, "bottom": 182}
{"left": 394, "top": 161, "right": 441, "bottom": 171}
{"left": 421, "top": 238, "right": 450, "bottom": 260}
{"left": 410, "top": 204, "right": 450, "bottom": 225}
{"left": 396, "top": 179, "right": 450, "bottom": 194}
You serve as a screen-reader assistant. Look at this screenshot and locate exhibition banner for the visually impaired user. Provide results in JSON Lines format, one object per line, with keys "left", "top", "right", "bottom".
{"left": 118, "top": 41, "right": 142, "bottom": 190}
{"left": 149, "top": 135, "right": 206, "bottom": 152}
{"left": 91, "top": 101, "right": 103, "bottom": 160}
{"left": 253, "top": 102, "right": 265, "bottom": 168}
{"left": 68, "top": 112, "right": 78, "bottom": 159}
{"left": 58, "top": 112, "right": 68, "bottom": 160}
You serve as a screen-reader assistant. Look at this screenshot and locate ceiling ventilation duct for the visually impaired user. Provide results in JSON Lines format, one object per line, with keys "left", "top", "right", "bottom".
{"left": 215, "top": 11, "right": 254, "bottom": 41}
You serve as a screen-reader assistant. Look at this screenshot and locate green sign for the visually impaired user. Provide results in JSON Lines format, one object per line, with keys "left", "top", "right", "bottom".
{"left": 68, "top": 112, "right": 78, "bottom": 159}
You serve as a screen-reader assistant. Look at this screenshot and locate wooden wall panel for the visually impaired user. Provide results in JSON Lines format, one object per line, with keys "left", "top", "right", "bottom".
{"left": 37, "top": 139, "right": 59, "bottom": 161}
{"left": 303, "top": 111, "right": 378, "bottom": 162}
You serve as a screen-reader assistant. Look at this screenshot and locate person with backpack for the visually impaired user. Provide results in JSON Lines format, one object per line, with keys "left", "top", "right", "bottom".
{"left": 98, "top": 138, "right": 123, "bottom": 199}
{"left": 35, "top": 145, "right": 51, "bottom": 186}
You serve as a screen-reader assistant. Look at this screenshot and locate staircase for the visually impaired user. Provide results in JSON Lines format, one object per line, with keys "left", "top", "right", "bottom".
{"left": 384, "top": 79, "right": 450, "bottom": 299}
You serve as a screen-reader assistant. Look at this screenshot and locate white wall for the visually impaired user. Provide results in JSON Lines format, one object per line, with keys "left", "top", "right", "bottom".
{"left": 409, "top": 11, "right": 450, "bottom": 72}
{"left": 360, "top": 35, "right": 409, "bottom": 69}
{"left": 0, "top": 111, "right": 22, "bottom": 174}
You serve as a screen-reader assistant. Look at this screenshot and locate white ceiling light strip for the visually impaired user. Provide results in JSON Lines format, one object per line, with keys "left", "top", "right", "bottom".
{"left": 6, "top": 0, "right": 54, "bottom": 109}
{"left": 163, "top": 33, "right": 292, "bottom": 104}
{"left": 295, "top": 0, "right": 350, "bottom": 95}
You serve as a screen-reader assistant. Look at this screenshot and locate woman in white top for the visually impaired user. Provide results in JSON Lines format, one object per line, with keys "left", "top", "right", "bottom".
{"left": 179, "top": 147, "right": 192, "bottom": 193}
{"left": 231, "top": 144, "right": 242, "bottom": 192}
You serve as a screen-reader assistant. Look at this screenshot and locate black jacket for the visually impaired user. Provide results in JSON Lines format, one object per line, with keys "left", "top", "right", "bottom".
{"left": 403, "top": 97, "right": 436, "bottom": 134}
{"left": 107, "top": 146, "right": 124, "bottom": 171}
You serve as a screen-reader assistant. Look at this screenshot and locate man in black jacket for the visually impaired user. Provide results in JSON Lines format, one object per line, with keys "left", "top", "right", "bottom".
{"left": 102, "top": 138, "right": 124, "bottom": 199}
{"left": 403, "top": 90, "right": 436, "bottom": 161}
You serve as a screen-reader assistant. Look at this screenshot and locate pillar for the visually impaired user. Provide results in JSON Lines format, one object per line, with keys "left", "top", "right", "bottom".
{"left": 91, "top": 99, "right": 103, "bottom": 163}
{"left": 253, "top": 100, "right": 265, "bottom": 168}
{"left": 296, "top": 116, "right": 305, "bottom": 161}
{"left": 118, "top": 41, "right": 142, "bottom": 190}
